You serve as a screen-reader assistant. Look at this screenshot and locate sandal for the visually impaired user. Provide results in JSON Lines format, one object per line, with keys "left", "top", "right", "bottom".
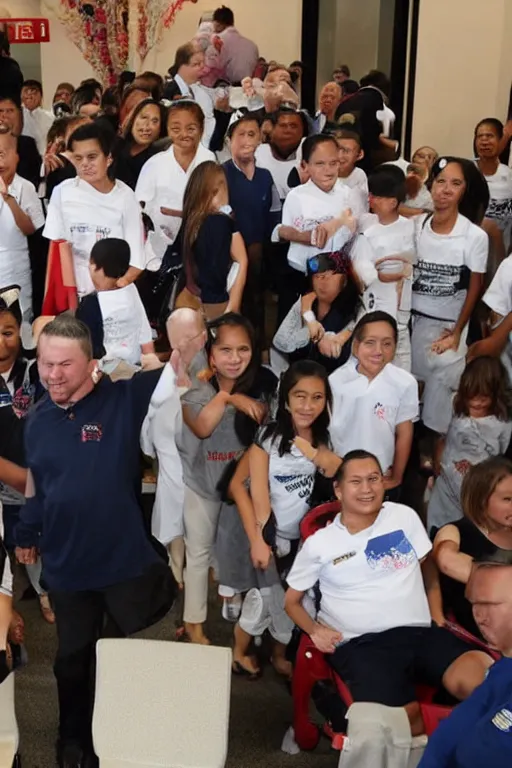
{"left": 39, "top": 594, "right": 56, "bottom": 624}
{"left": 8, "top": 611, "right": 24, "bottom": 646}
{"left": 232, "top": 660, "right": 261, "bottom": 680}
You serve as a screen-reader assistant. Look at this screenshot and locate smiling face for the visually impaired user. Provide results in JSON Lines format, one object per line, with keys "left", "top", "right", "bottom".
{"left": 131, "top": 103, "right": 161, "bottom": 147}
{"left": 71, "top": 138, "right": 111, "bottom": 186}
{"left": 306, "top": 140, "right": 340, "bottom": 193}
{"left": 334, "top": 457, "right": 384, "bottom": 517}
{"left": 0, "top": 311, "right": 21, "bottom": 373}
{"left": 353, "top": 321, "right": 396, "bottom": 379}
{"left": 337, "top": 137, "right": 362, "bottom": 176}
{"left": 0, "top": 99, "right": 21, "bottom": 135}
{"left": 167, "top": 108, "right": 202, "bottom": 153}
{"left": 431, "top": 162, "right": 466, "bottom": 214}
{"left": 475, "top": 122, "right": 501, "bottom": 160}
{"left": 38, "top": 335, "right": 94, "bottom": 406}
{"left": 288, "top": 375, "right": 327, "bottom": 432}
{"left": 21, "top": 85, "right": 42, "bottom": 112}
{"left": 210, "top": 325, "right": 252, "bottom": 383}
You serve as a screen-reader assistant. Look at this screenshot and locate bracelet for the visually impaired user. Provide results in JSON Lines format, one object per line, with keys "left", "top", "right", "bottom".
{"left": 302, "top": 310, "right": 316, "bottom": 323}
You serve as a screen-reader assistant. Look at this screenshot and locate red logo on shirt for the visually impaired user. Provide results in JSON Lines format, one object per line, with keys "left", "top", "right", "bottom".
{"left": 81, "top": 423, "right": 103, "bottom": 442}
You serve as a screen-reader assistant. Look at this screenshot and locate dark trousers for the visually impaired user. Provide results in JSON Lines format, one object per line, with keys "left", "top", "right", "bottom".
{"left": 242, "top": 243, "right": 265, "bottom": 345}
{"left": 51, "top": 562, "right": 176, "bottom": 749}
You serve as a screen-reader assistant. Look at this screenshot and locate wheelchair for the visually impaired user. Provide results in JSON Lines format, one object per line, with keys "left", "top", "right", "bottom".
{"left": 291, "top": 501, "right": 499, "bottom": 751}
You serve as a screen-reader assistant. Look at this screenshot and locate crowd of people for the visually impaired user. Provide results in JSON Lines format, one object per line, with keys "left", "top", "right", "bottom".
{"left": 1, "top": 5, "right": 512, "bottom": 767}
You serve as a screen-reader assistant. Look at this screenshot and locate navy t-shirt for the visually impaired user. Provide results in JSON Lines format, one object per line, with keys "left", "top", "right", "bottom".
{"left": 15, "top": 369, "right": 164, "bottom": 591}
{"left": 223, "top": 160, "right": 275, "bottom": 247}
{"left": 193, "top": 213, "right": 235, "bottom": 304}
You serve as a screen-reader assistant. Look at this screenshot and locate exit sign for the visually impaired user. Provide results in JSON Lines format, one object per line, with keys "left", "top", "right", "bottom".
{"left": 0, "top": 18, "right": 50, "bottom": 43}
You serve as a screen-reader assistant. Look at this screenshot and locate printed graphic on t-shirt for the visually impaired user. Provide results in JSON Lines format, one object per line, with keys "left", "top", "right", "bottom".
{"left": 292, "top": 214, "right": 335, "bottom": 232}
{"left": 413, "top": 261, "right": 466, "bottom": 297}
{"left": 81, "top": 423, "right": 103, "bottom": 443}
{"left": 70, "top": 223, "right": 113, "bottom": 261}
{"left": 487, "top": 197, "right": 512, "bottom": 223}
{"left": 275, "top": 473, "right": 315, "bottom": 499}
{"left": 365, "top": 529, "right": 416, "bottom": 571}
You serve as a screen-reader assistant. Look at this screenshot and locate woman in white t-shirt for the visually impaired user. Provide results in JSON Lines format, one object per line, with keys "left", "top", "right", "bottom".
{"left": 135, "top": 101, "right": 215, "bottom": 250}
{"left": 227, "top": 360, "right": 341, "bottom": 678}
{"left": 43, "top": 122, "right": 145, "bottom": 299}
{"left": 411, "top": 157, "right": 489, "bottom": 434}
{"left": 0, "top": 129, "right": 45, "bottom": 335}
{"left": 474, "top": 118, "right": 512, "bottom": 258}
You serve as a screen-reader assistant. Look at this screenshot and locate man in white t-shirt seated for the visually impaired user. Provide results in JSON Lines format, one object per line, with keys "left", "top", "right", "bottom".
{"left": 75, "top": 238, "right": 155, "bottom": 372}
{"left": 285, "top": 451, "right": 493, "bottom": 736}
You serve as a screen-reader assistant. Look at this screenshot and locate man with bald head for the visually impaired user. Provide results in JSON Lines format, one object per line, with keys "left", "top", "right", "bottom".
{"left": 314, "top": 81, "right": 342, "bottom": 132}
{"left": 419, "top": 554, "right": 512, "bottom": 768}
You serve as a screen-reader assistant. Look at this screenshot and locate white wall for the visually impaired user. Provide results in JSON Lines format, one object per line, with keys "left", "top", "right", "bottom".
{"left": 143, "top": 0, "right": 302, "bottom": 75}
{"left": 412, "top": 0, "right": 512, "bottom": 157}
{"left": 333, "top": 0, "right": 380, "bottom": 82}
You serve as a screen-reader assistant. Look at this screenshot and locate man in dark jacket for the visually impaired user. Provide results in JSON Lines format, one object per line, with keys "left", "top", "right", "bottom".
{"left": 0, "top": 31, "right": 23, "bottom": 102}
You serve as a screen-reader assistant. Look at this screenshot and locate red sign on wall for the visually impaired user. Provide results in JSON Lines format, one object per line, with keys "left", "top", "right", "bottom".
{"left": 0, "top": 18, "right": 51, "bottom": 44}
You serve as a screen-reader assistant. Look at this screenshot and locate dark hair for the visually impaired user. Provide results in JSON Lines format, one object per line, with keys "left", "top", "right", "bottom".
{"left": 207, "top": 313, "right": 258, "bottom": 394}
{"left": 352, "top": 310, "right": 398, "bottom": 343}
{"left": 101, "top": 86, "right": 120, "bottom": 113}
{"left": 461, "top": 456, "right": 512, "bottom": 528}
{"left": 169, "top": 43, "right": 197, "bottom": 77}
{"left": 0, "top": 287, "right": 22, "bottom": 327}
{"left": 119, "top": 71, "right": 136, "bottom": 94}
{"left": 23, "top": 79, "right": 43, "bottom": 94}
{"left": 70, "top": 84, "right": 100, "bottom": 114}
{"left": 302, "top": 133, "right": 338, "bottom": 163}
{"left": 360, "top": 69, "right": 390, "bottom": 97}
{"left": 213, "top": 5, "right": 235, "bottom": 25}
{"left": 68, "top": 121, "right": 114, "bottom": 156}
{"left": 262, "top": 360, "right": 332, "bottom": 457}
{"left": 0, "top": 94, "right": 21, "bottom": 110}
{"left": 167, "top": 100, "right": 205, "bottom": 133}
{"left": 122, "top": 98, "right": 167, "bottom": 144}
{"left": 325, "top": 125, "right": 361, "bottom": 149}
{"left": 475, "top": 117, "right": 504, "bottom": 140}
{"left": 270, "top": 107, "right": 309, "bottom": 139}
{"left": 335, "top": 65, "right": 351, "bottom": 78}
{"left": 453, "top": 357, "right": 510, "bottom": 421}
{"left": 119, "top": 83, "right": 152, "bottom": 111}
{"left": 135, "top": 72, "right": 164, "bottom": 101}
{"left": 334, "top": 449, "right": 382, "bottom": 482}
{"left": 90, "top": 238, "right": 130, "bottom": 279}
{"left": 54, "top": 82, "right": 75, "bottom": 96}
{"left": 429, "top": 156, "right": 490, "bottom": 225}
{"left": 342, "top": 80, "right": 360, "bottom": 97}
{"left": 80, "top": 78, "right": 103, "bottom": 93}
{"left": 39, "top": 314, "right": 93, "bottom": 360}
{"left": 368, "top": 167, "right": 406, "bottom": 204}
{"left": 227, "top": 111, "right": 261, "bottom": 139}
{"left": 0, "top": 31, "right": 10, "bottom": 56}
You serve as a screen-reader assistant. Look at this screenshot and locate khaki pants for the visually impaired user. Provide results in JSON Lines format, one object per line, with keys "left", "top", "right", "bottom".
{"left": 183, "top": 486, "right": 222, "bottom": 624}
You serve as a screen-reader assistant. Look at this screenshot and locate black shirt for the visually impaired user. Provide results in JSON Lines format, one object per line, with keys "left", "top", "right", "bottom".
{"left": 46, "top": 155, "right": 76, "bottom": 201}
{"left": 191, "top": 214, "right": 235, "bottom": 304}
{"left": 17, "top": 135, "right": 42, "bottom": 189}
{"left": 113, "top": 141, "right": 160, "bottom": 190}
{"left": 0, "top": 57, "right": 23, "bottom": 101}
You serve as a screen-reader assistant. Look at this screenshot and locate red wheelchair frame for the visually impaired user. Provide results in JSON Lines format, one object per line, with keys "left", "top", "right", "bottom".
{"left": 292, "top": 501, "right": 499, "bottom": 751}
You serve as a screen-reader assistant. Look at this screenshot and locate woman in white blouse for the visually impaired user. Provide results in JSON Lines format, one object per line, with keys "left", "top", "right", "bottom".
{"left": 43, "top": 122, "right": 145, "bottom": 299}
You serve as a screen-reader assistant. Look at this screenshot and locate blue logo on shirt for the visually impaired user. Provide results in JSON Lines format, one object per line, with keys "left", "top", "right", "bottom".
{"left": 365, "top": 530, "right": 416, "bottom": 571}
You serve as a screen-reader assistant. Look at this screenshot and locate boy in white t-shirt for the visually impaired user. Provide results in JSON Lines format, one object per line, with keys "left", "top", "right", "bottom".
{"left": 285, "top": 451, "right": 491, "bottom": 735}
{"left": 329, "top": 311, "right": 419, "bottom": 496}
{"left": 331, "top": 126, "right": 369, "bottom": 218}
{"left": 352, "top": 167, "right": 416, "bottom": 370}
{"left": 76, "top": 238, "right": 154, "bottom": 371}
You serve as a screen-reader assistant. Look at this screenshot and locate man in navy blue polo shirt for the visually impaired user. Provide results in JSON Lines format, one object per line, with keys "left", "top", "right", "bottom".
{"left": 223, "top": 112, "right": 281, "bottom": 343}
{"left": 15, "top": 314, "right": 176, "bottom": 768}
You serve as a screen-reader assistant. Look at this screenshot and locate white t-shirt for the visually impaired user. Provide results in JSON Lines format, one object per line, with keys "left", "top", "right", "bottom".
{"left": 353, "top": 215, "right": 416, "bottom": 318}
{"left": 405, "top": 185, "right": 433, "bottom": 211}
{"left": 97, "top": 283, "right": 152, "bottom": 365}
{"left": 255, "top": 143, "right": 299, "bottom": 201}
{"left": 278, "top": 179, "right": 355, "bottom": 274}
{"left": 257, "top": 432, "right": 316, "bottom": 540}
{"left": 43, "top": 178, "right": 145, "bottom": 297}
{"left": 481, "top": 162, "right": 512, "bottom": 249}
{"left": 329, "top": 359, "right": 419, "bottom": 473}
{"left": 483, "top": 255, "right": 512, "bottom": 374}
{"left": 412, "top": 213, "right": 488, "bottom": 322}
{"left": 0, "top": 174, "right": 45, "bottom": 293}
{"left": 135, "top": 143, "right": 215, "bottom": 246}
{"left": 339, "top": 167, "right": 369, "bottom": 217}
{"left": 21, "top": 106, "right": 54, "bottom": 156}
{"left": 287, "top": 502, "right": 432, "bottom": 640}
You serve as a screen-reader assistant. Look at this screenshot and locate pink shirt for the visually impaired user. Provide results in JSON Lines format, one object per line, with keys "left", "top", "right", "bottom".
{"left": 218, "top": 27, "right": 259, "bottom": 83}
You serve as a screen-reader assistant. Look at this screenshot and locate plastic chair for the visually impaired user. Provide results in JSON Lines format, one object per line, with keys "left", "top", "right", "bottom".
{"left": 292, "top": 503, "right": 497, "bottom": 751}
{"left": 0, "top": 674, "right": 19, "bottom": 767}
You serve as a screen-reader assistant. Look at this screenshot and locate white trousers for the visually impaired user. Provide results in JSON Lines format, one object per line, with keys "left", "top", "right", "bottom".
{"left": 183, "top": 486, "right": 222, "bottom": 624}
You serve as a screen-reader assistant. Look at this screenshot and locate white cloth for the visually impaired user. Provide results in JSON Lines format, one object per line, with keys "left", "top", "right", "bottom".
{"left": 412, "top": 213, "right": 488, "bottom": 322}
{"left": 287, "top": 503, "right": 432, "bottom": 640}
{"left": 258, "top": 434, "right": 316, "bottom": 539}
{"left": 0, "top": 174, "right": 44, "bottom": 322}
{"left": 404, "top": 185, "right": 433, "bottom": 211}
{"left": 276, "top": 179, "right": 355, "bottom": 274}
{"left": 339, "top": 167, "right": 369, "bottom": 217}
{"left": 140, "top": 365, "right": 185, "bottom": 545}
{"left": 255, "top": 143, "right": 300, "bottom": 201}
{"left": 238, "top": 584, "right": 293, "bottom": 645}
{"left": 329, "top": 360, "right": 419, "bottom": 473}
{"left": 43, "top": 178, "right": 145, "bottom": 298}
{"left": 21, "top": 105, "right": 54, "bottom": 156}
{"left": 174, "top": 74, "right": 216, "bottom": 149}
{"left": 354, "top": 215, "right": 416, "bottom": 319}
{"left": 217, "top": 26, "right": 259, "bottom": 83}
{"left": 97, "top": 284, "right": 152, "bottom": 366}
{"left": 483, "top": 255, "right": 512, "bottom": 377}
{"left": 481, "top": 162, "right": 512, "bottom": 250}
{"left": 135, "top": 144, "right": 215, "bottom": 246}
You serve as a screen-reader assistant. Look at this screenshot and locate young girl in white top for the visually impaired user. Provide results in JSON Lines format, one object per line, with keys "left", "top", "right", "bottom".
{"left": 474, "top": 118, "right": 512, "bottom": 255}
{"left": 43, "top": 122, "right": 145, "bottom": 299}
{"left": 329, "top": 311, "right": 419, "bottom": 497}
{"left": 135, "top": 101, "right": 215, "bottom": 250}
{"left": 0, "top": 129, "right": 45, "bottom": 337}
{"left": 411, "top": 157, "right": 489, "bottom": 435}
{"left": 227, "top": 360, "right": 341, "bottom": 677}
{"left": 428, "top": 356, "right": 512, "bottom": 533}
